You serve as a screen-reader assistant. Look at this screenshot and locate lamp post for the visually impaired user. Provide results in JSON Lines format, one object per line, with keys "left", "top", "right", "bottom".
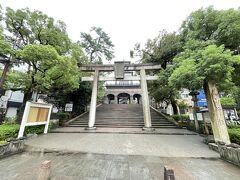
{"left": 189, "top": 91, "right": 200, "bottom": 132}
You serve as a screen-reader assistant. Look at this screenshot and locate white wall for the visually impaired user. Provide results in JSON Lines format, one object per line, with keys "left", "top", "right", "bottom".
{"left": 1, "top": 90, "right": 24, "bottom": 118}
{"left": 5, "top": 107, "right": 18, "bottom": 118}
{"left": 5, "top": 90, "right": 24, "bottom": 103}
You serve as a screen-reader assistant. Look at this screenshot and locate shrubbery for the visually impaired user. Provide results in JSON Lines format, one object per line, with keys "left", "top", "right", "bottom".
{"left": 55, "top": 112, "right": 71, "bottom": 120}
{"left": 228, "top": 125, "right": 240, "bottom": 145}
{"left": 0, "top": 123, "right": 20, "bottom": 141}
{"left": 171, "top": 114, "right": 190, "bottom": 128}
{"left": 54, "top": 112, "right": 71, "bottom": 126}
{"left": 0, "top": 121, "right": 53, "bottom": 141}
{"left": 25, "top": 122, "right": 53, "bottom": 135}
{"left": 171, "top": 114, "right": 189, "bottom": 122}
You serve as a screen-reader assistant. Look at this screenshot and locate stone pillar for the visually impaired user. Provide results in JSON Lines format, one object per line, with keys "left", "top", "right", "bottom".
{"left": 130, "top": 95, "right": 133, "bottom": 104}
{"left": 37, "top": 161, "right": 51, "bottom": 180}
{"left": 114, "top": 95, "right": 118, "bottom": 104}
{"left": 103, "top": 95, "right": 108, "bottom": 104}
{"left": 87, "top": 70, "right": 98, "bottom": 130}
{"left": 140, "top": 69, "right": 153, "bottom": 130}
{"left": 139, "top": 97, "right": 142, "bottom": 104}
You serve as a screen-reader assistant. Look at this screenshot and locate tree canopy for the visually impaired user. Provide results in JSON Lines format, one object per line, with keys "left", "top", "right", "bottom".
{"left": 80, "top": 26, "right": 114, "bottom": 63}
{"left": 4, "top": 7, "right": 71, "bottom": 54}
{"left": 132, "top": 30, "right": 182, "bottom": 69}
{"left": 180, "top": 6, "right": 240, "bottom": 54}
{"left": 131, "top": 30, "right": 183, "bottom": 114}
{"left": 169, "top": 43, "right": 239, "bottom": 91}
{"left": 5, "top": 44, "right": 79, "bottom": 94}
{"left": 0, "top": 6, "right": 89, "bottom": 110}
{"left": 149, "top": 65, "right": 179, "bottom": 114}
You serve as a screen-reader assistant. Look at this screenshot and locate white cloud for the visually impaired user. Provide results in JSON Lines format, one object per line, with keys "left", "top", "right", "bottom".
{"left": 1, "top": 0, "right": 239, "bottom": 62}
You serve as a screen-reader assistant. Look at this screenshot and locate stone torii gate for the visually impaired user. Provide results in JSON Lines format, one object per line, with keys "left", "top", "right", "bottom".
{"left": 80, "top": 62, "right": 161, "bottom": 130}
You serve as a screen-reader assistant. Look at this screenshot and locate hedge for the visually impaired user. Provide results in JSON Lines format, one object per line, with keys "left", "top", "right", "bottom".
{"left": 0, "top": 124, "right": 20, "bottom": 141}
{"left": 228, "top": 126, "right": 240, "bottom": 145}
{"left": 55, "top": 112, "right": 71, "bottom": 120}
{"left": 0, "top": 122, "right": 53, "bottom": 141}
{"left": 171, "top": 114, "right": 189, "bottom": 122}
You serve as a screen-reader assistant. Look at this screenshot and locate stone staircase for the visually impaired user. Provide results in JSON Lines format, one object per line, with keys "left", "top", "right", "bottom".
{"left": 68, "top": 104, "right": 177, "bottom": 128}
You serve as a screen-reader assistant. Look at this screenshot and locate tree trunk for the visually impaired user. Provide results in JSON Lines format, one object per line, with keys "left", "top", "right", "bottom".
{"left": 16, "top": 89, "right": 32, "bottom": 124}
{"left": 170, "top": 99, "right": 179, "bottom": 115}
{"left": 203, "top": 80, "right": 230, "bottom": 144}
{"left": 0, "top": 62, "right": 10, "bottom": 95}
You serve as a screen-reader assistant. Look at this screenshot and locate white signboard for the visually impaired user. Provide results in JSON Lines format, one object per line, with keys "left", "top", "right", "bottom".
{"left": 18, "top": 101, "right": 52, "bottom": 138}
{"left": 189, "top": 113, "right": 194, "bottom": 120}
{"left": 65, "top": 103, "right": 73, "bottom": 112}
{"left": 197, "top": 113, "right": 203, "bottom": 121}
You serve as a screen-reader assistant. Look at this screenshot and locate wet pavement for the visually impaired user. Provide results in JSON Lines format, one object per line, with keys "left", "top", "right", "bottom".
{"left": 1, "top": 131, "right": 239, "bottom": 179}
{"left": 0, "top": 151, "right": 239, "bottom": 180}
{"left": 25, "top": 133, "right": 218, "bottom": 157}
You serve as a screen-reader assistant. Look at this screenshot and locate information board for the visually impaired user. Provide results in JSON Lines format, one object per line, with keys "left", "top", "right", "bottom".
{"left": 18, "top": 101, "right": 52, "bottom": 138}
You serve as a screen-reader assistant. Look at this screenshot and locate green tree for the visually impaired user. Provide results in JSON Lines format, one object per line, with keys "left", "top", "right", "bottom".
{"left": 4, "top": 7, "right": 71, "bottom": 54}
{"left": 80, "top": 26, "right": 114, "bottom": 63}
{"left": 149, "top": 65, "right": 179, "bottom": 114}
{"left": 181, "top": 6, "right": 240, "bottom": 54}
{"left": 5, "top": 44, "right": 79, "bottom": 103}
{"left": 0, "top": 7, "right": 74, "bottom": 94}
{"left": 178, "top": 7, "right": 240, "bottom": 141}
{"left": 169, "top": 43, "right": 240, "bottom": 143}
{"left": 132, "top": 30, "right": 181, "bottom": 114}
{"left": 52, "top": 81, "right": 92, "bottom": 116}
{"left": 132, "top": 30, "right": 182, "bottom": 69}
{"left": 220, "top": 96, "right": 237, "bottom": 107}
{"left": 0, "top": 27, "right": 14, "bottom": 92}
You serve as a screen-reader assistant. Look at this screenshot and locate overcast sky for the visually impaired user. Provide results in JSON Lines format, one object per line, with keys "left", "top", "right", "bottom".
{"left": 1, "top": 0, "right": 240, "bottom": 63}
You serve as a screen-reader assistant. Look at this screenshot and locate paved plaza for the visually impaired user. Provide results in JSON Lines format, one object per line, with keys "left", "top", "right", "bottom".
{"left": 0, "top": 151, "right": 240, "bottom": 180}
{"left": 25, "top": 133, "right": 217, "bottom": 157}
{"left": 0, "top": 132, "right": 240, "bottom": 179}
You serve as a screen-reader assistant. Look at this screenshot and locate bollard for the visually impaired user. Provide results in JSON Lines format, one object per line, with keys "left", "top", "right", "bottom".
{"left": 164, "top": 166, "right": 175, "bottom": 180}
{"left": 37, "top": 160, "right": 51, "bottom": 180}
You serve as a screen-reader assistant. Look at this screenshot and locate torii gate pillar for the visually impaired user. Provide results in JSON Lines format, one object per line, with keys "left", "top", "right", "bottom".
{"left": 140, "top": 69, "right": 153, "bottom": 130}
{"left": 86, "top": 70, "right": 98, "bottom": 130}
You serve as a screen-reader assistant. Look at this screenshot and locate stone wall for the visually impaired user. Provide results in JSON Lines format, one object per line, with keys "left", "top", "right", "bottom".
{"left": 208, "top": 143, "right": 240, "bottom": 166}
{"left": 218, "top": 144, "right": 240, "bottom": 166}
{"left": 0, "top": 138, "right": 25, "bottom": 158}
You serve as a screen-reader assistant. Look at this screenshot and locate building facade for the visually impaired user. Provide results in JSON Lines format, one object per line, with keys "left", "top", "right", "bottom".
{"left": 103, "top": 81, "right": 142, "bottom": 104}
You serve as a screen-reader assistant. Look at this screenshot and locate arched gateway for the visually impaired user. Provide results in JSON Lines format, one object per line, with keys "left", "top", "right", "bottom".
{"left": 107, "top": 94, "right": 115, "bottom": 104}
{"left": 80, "top": 61, "right": 161, "bottom": 130}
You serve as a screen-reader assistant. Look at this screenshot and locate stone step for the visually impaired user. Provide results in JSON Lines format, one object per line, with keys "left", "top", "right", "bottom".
{"left": 69, "top": 104, "right": 177, "bottom": 129}
{"left": 72, "top": 120, "right": 172, "bottom": 124}
{"left": 68, "top": 125, "right": 177, "bottom": 128}
{"left": 70, "top": 123, "right": 174, "bottom": 126}
{"left": 73, "top": 119, "right": 170, "bottom": 122}
{"left": 70, "top": 122, "right": 174, "bottom": 125}
{"left": 73, "top": 118, "right": 168, "bottom": 120}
